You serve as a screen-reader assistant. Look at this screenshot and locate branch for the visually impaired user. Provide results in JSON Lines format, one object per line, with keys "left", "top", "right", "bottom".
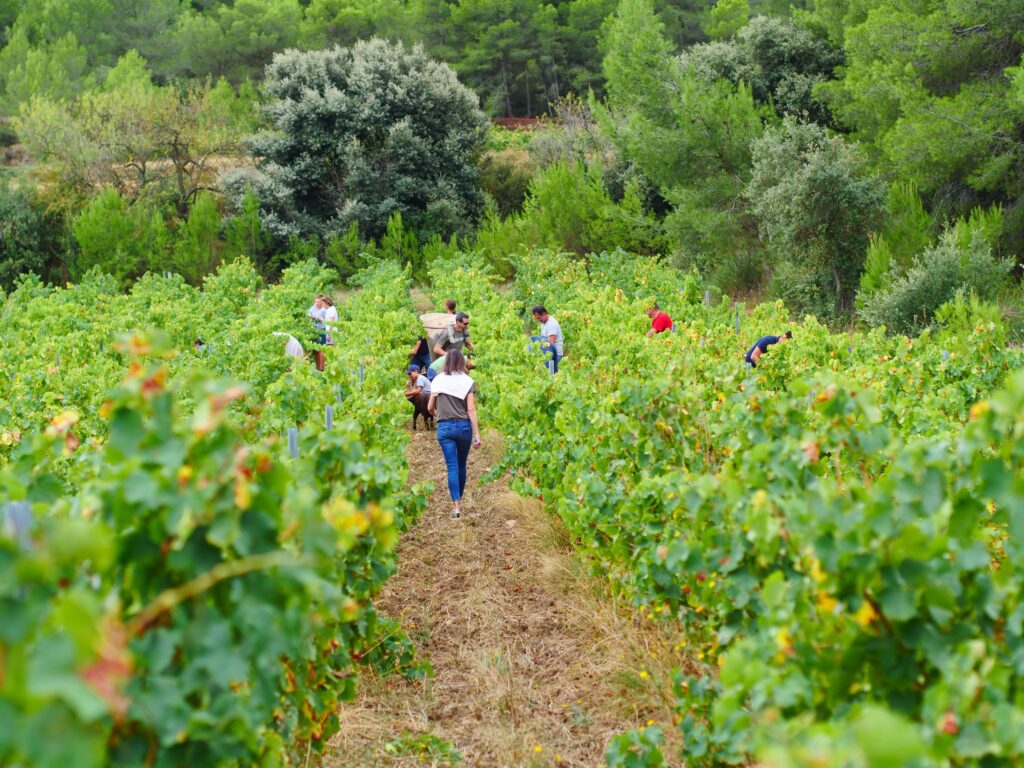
{"left": 128, "top": 551, "right": 313, "bottom": 636}
{"left": 912, "top": 105, "right": 1024, "bottom": 149}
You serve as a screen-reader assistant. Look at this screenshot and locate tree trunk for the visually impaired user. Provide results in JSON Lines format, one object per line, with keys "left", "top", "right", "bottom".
{"left": 832, "top": 262, "right": 845, "bottom": 315}
{"left": 500, "top": 60, "right": 512, "bottom": 117}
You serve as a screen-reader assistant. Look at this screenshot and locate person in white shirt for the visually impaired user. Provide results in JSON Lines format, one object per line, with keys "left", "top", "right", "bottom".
{"left": 273, "top": 332, "right": 305, "bottom": 360}
{"left": 308, "top": 296, "right": 327, "bottom": 342}
{"left": 321, "top": 296, "right": 339, "bottom": 345}
{"left": 531, "top": 305, "right": 563, "bottom": 373}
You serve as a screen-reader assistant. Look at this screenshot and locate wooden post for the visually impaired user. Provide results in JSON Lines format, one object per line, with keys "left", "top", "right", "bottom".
{"left": 5, "top": 501, "right": 33, "bottom": 550}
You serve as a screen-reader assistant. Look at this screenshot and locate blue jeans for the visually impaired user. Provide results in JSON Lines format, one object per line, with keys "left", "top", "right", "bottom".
{"left": 411, "top": 353, "right": 431, "bottom": 371}
{"left": 436, "top": 419, "right": 472, "bottom": 501}
{"left": 530, "top": 335, "right": 561, "bottom": 373}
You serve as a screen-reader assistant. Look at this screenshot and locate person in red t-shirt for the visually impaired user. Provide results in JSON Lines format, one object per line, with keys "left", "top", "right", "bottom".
{"left": 646, "top": 303, "right": 674, "bottom": 337}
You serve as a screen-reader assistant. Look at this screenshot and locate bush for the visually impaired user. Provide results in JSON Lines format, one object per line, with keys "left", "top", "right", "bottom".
{"left": 239, "top": 39, "right": 489, "bottom": 242}
{"left": 747, "top": 119, "right": 885, "bottom": 316}
{"left": 71, "top": 190, "right": 167, "bottom": 283}
{"left": 0, "top": 179, "right": 55, "bottom": 290}
{"left": 517, "top": 160, "right": 665, "bottom": 257}
{"left": 170, "top": 191, "right": 223, "bottom": 283}
{"left": 708, "top": 250, "right": 766, "bottom": 297}
{"left": 766, "top": 259, "right": 837, "bottom": 321}
{"left": 480, "top": 149, "right": 533, "bottom": 216}
{"left": 858, "top": 232, "right": 1013, "bottom": 335}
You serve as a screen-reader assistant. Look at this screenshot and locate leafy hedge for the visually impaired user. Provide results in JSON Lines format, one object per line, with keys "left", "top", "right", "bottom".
{"left": 460, "top": 247, "right": 1024, "bottom": 766}
{"left": 0, "top": 260, "right": 427, "bottom": 767}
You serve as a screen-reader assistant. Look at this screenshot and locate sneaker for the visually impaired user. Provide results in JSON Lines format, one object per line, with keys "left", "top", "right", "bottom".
{"left": 451, "top": 507, "right": 461, "bottom": 520}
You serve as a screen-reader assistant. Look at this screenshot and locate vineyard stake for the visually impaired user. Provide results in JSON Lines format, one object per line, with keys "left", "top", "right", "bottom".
{"left": 358, "top": 363, "right": 365, "bottom": 383}
{"left": 325, "top": 405, "right": 334, "bottom": 429}
{"left": 734, "top": 306, "right": 740, "bottom": 334}
{"left": 547, "top": 359, "right": 554, "bottom": 376}
{"left": 704, "top": 290, "right": 710, "bottom": 308}
{"left": 287, "top": 428, "right": 299, "bottom": 459}
{"left": 336, "top": 384, "right": 343, "bottom": 405}
{"left": 5, "top": 501, "right": 33, "bottom": 551}
{"left": 942, "top": 350, "right": 949, "bottom": 361}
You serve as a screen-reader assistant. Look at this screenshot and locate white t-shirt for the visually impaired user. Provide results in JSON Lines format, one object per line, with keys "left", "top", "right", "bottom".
{"left": 284, "top": 335, "right": 304, "bottom": 359}
{"left": 323, "top": 306, "right": 339, "bottom": 342}
{"left": 541, "top": 316, "right": 563, "bottom": 356}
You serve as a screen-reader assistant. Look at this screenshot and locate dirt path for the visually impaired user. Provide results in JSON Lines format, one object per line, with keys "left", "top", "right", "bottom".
{"left": 327, "top": 429, "right": 681, "bottom": 768}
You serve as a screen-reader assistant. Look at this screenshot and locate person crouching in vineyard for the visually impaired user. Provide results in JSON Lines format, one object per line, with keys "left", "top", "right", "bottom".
{"left": 427, "top": 350, "right": 481, "bottom": 520}
{"left": 273, "top": 332, "right": 305, "bottom": 361}
{"left": 405, "top": 364, "right": 433, "bottom": 430}
{"left": 646, "top": 303, "right": 674, "bottom": 336}
{"left": 744, "top": 331, "right": 792, "bottom": 368}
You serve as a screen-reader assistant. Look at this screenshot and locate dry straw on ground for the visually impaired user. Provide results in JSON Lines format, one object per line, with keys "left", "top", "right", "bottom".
{"left": 328, "top": 429, "right": 689, "bottom": 768}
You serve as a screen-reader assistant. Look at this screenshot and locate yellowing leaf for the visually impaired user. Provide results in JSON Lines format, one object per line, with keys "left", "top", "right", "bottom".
{"left": 854, "top": 601, "right": 878, "bottom": 628}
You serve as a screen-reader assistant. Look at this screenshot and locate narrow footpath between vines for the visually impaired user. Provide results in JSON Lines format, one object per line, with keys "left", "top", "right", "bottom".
{"left": 327, "top": 430, "right": 681, "bottom": 768}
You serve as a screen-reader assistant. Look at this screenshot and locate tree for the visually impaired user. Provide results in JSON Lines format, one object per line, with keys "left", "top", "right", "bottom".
{"left": 747, "top": 119, "right": 885, "bottom": 316}
{"left": 682, "top": 16, "right": 842, "bottom": 124}
{"left": 0, "top": 0, "right": 180, "bottom": 106}
{"left": 705, "top": 0, "right": 749, "bottom": 39}
{"left": 0, "top": 0, "right": 18, "bottom": 46}
{"left": 172, "top": 191, "right": 224, "bottom": 283}
{"left": 300, "top": 0, "right": 419, "bottom": 50}
{"left": 815, "top": 0, "right": 1024, "bottom": 254}
{"left": 597, "top": 0, "right": 766, "bottom": 271}
{"left": 14, "top": 53, "right": 245, "bottom": 217}
{"left": 70, "top": 189, "right": 168, "bottom": 282}
{"left": 0, "top": 30, "right": 91, "bottom": 112}
{"left": 231, "top": 39, "right": 489, "bottom": 242}
{"left": 167, "top": 0, "right": 302, "bottom": 84}
{"left": 0, "top": 178, "right": 57, "bottom": 290}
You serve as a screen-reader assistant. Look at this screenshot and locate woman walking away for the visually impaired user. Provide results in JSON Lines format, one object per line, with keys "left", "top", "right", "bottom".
{"left": 428, "top": 350, "right": 481, "bottom": 520}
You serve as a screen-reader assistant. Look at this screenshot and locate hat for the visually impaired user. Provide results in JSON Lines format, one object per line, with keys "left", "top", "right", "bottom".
{"left": 406, "top": 364, "right": 420, "bottom": 373}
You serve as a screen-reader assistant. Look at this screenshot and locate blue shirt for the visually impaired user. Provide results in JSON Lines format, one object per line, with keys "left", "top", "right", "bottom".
{"left": 745, "top": 336, "right": 781, "bottom": 365}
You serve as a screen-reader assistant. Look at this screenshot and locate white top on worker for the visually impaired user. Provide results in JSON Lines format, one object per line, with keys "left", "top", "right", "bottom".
{"left": 531, "top": 305, "right": 563, "bottom": 356}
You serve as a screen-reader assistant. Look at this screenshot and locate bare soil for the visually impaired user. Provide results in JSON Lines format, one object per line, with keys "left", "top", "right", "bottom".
{"left": 327, "top": 429, "right": 684, "bottom": 768}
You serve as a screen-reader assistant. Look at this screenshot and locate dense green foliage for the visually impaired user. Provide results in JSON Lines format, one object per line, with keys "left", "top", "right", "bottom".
{"left": 450, "top": 247, "right": 1024, "bottom": 766}
{"left": 748, "top": 119, "right": 885, "bottom": 318}
{"left": 0, "top": 176, "right": 57, "bottom": 289}
{"left": 0, "top": 259, "right": 430, "bottom": 767}
{"left": 0, "top": 0, "right": 718, "bottom": 119}
{"left": 2, "top": 0, "right": 1022, "bottom": 326}
{"left": 229, "top": 40, "right": 488, "bottom": 243}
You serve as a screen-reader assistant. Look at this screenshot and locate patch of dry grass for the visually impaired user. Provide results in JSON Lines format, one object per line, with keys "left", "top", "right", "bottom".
{"left": 327, "top": 429, "right": 689, "bottom": 768}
